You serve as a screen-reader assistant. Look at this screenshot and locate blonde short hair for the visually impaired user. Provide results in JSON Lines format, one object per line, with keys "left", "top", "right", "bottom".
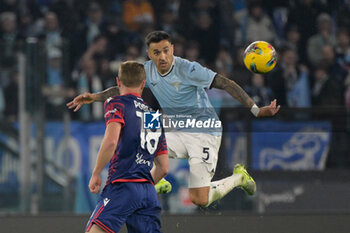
{"left": 119, "top": 61, "right": 146, "bottom": 87}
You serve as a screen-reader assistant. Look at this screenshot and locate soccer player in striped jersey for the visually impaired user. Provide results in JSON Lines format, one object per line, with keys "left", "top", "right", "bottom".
{"left": 85, "top": 61, "right": 168, "bottom": 233}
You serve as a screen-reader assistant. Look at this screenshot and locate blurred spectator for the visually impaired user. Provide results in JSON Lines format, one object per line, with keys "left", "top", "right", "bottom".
{"left": 40, "top": 11, "right": 64, "bottom": 53}
{"left": 243, "top": 1, "right": 276, "bottom": 44}
{"left": 231, "top": 46, "right": 252, "bottom": 87}
{"left": 42, "top": 48, "right": 75, "bottom": 120}
{"left": 84, "top": 2, "right": 105, "bottom": 45}
{"left": 207, "top": 45, "right": 239, "bottom": 112}
{"left": 173, "top": 35, "right": 186, "bottom": 57}
{"left": 81, "top": 35, "right": 109, "bottom": 68}
{"left": 124, "top": 44, "right": 145, "bottom": 62}
{"left": 105, "top": 21, "right": 128, "bottom": 59}
{"left": 25, "top": 0, "right": 43, "bottom": 20}
{"left": 49, "top": 0, "right": 80, "bottom": 37}
{"left": 0, "top": 80, "right": 5, "bottom": 118}
{"left": 0, "top": 11, "right": 24, "bottom": 58}
{"left": 337, "top": 0, "right": 350, "bottom": 29}
{"left": 110, "top": 43, "right": 145, "bottom": 73}
{"left": 345, "top": 74, "right": 350, "bottom": 109}
{"left": 218, "top": 0, "right": 234, "bottom": 50}
{"left": 19, "top": 11, "right": 43, "bottom": 37}
{"left": 287, "top": 0, "right": 324, "bottom": 62}
{"left": 271, "top": 6, "right": 288, "bottom": 39}
{"left": 215, "top": 47, "right": 233, "bottom": 77}
{"left": 281, "top": 25, "right": 306, "bottom": 64}
{"left": 158, "top": 7, "right": 178, "bottom": 35}
{"left": 0, "top": 0, "right": 20, "bottom": 16}
{"left": 3, "top": 71, "right": 17, "bottom": 121}
{"left": 307, "top": 13, "right": 336, "bottom": 67}
{"left": 185, "top": 40, "right": 200, "bottom": 63}
{"left": 320, "top": 44, "right": 348, "bottom": 86}
{"left": 190, "top": 11, "right": 219, "bottom": 64}
{"left": 193, "top": 0, "right": 219, "bottom": 19}
{"left": 122, "top": 0, "right": 154, "bottom": 32}
{"left": 73, "top": 2, "right": 107, "bottom": 65}
{"left": 177, "top": 0, "right": 196, "bottom": 37}
{"left": 267, "top": 46, "right": 311, "bottom": 107}
{"left": 97, "top": 58, "right": 116, "bottom": 89}
{"left": 0, "top": 56, "right": 16, "bottom": 91}
{"left": 76, "top": 59, "right": 104, "bottom": 121}
{"left": 244, "top": 73, "right": 273, "bottom": 107}
{"left": 232, "top": 0, "right": 247, "bottom": 46}
{"left": 335, "top": 28, "right": 350, "bottom": 74}
{"left": 312, "top": 67, "right": 342, "bottom": 106}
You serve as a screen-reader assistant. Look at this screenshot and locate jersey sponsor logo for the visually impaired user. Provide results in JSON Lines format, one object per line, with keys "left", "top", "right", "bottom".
{"left": 172, "top": 81, "right": 181, "bottom": 91}
{"left": 135, "top": 153, "right": 151, "bottom": 166}
{"left": 190, "top": 66, "right": 196, "bottom": 73}
{"left": 144, "top": 110, "right": 161, "bottom": 129}
{"left": 150, "top": 82, "right": 157, "bottom": 86}
{"left": 103, "top": 198, "right": 110, "bottom": 206}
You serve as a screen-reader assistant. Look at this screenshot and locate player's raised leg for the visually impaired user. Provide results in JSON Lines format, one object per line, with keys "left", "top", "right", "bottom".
{"left": 205, "top": 164, "right": 256, "bottom": 207}
{"left": 188, "top": 162, "right": 246, "bottom": 207}
{"left": 183, "top": 132, "right": 256, "bottom": 207}
{"left": 189, "top": 164, "right": 256, "bottom": 207}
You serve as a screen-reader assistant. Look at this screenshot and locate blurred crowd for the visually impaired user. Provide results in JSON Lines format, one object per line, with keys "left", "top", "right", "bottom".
{"left": 1, "top": 0, "right": 350, "bottom": 121}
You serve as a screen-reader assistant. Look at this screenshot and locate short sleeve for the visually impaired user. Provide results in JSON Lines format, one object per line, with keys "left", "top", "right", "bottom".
{"left": 104, "top": 99, "right": 125, "bottom": 126}
{"left": 186, "top": 61, "right": 216, "bottom": 89}
{"left": 155, "top": 130, "right": 168, "bottom": 156}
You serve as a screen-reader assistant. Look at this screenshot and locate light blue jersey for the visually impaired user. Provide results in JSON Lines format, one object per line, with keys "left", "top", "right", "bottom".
{"left": 144, "top": 56, "right": 222, "bottom": 135}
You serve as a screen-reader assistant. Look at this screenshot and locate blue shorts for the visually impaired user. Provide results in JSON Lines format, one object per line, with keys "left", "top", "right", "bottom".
{"left": 85, "top": 182, "right": 161, "bottom": 233}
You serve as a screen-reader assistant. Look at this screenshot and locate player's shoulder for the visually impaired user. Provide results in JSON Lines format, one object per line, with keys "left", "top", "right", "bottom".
{"left": 175, "top": 56, "right": 202, "bottom": 71}
{"left": 175, "top": 57, "right": 209, "bottom": 80}
{"left": 106, "top": 95, "right": 122, "bottom": 103}
{"left": 144, "top": 59, "right": 153, "bottom": 70}
{"left": 104, "top": 95, "right": 126, "bottom": 109}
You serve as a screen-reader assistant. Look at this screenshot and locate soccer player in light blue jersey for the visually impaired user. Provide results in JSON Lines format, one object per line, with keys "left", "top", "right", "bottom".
{"left": 68, "top": 31, "right": 280, "bottom": 207}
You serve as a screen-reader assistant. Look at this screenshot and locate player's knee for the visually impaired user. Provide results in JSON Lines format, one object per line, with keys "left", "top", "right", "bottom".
{"left": 189, "top": 193, "right": 208, "bottom": 206}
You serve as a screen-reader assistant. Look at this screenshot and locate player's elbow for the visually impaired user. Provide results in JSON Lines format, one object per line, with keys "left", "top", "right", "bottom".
{"left": 162, "top": 166, "right": 169, "bottom": 176}
{"left": 105, "top": 138, "right": 118, "bottom": 149}
{"left": 158, "top": 164, "right": 168, "bottom": 177}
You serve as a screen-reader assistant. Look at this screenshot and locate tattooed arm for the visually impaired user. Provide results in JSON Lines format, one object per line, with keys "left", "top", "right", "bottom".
{"left": 95, "top": 86, "right": 120, "bottom": 101}
{"left": 211, "top": 74, "right": 255, "bottom": 108}
{"left": 67, "top": 86, "right": 119, "bottom": 112}
{"left": 211, "top": 74, "right": 280, "bottom": 117}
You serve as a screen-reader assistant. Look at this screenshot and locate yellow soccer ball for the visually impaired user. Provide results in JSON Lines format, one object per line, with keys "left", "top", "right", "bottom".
{"left": 243, "top": 41, "right": 277, "bottom": 74}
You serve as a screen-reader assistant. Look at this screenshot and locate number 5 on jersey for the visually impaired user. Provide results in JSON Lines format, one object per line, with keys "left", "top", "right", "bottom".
{"left": 203, "top": 147, "right": 209, "bottom": 161}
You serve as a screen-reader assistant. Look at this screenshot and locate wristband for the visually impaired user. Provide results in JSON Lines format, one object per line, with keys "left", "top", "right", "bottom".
{"left": 250, "top": 104, "right": 260, "bottom": 117}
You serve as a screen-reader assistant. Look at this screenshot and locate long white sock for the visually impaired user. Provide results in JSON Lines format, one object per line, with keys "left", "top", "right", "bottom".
{"left": 205, "top": 174, "right": 243, "bottom": 207}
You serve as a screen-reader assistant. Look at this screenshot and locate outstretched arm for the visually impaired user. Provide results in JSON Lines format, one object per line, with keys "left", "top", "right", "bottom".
{"left": 211, "top": 74, "right": 280, "bottom": 117}
{"left": 89, "top": 122, "right": 121, "bottom": 194}
{"left": 211, "top": 74, "right": 255, "bottom": 108}
{"left": 66, "top": 86, "right": 119, "bottom": 112}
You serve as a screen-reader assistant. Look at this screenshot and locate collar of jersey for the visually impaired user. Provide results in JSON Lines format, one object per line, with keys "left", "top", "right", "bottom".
{"left": 157, "top": 58, "right": 175, "bottom": 77}
{"left": 120, "top": 92, "right": 141, "bottom": 97}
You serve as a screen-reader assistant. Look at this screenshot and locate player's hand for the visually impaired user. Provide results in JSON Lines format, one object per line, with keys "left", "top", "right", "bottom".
{"left": 66, "top": 92, "right": 95, "bottom": 112}
{"left": 155, "top": 178, "right": 172, "bottom": 194}
{"left": 257, "top": 99, "right": 280, "bottom": 117}
{"left": 89, "top": 174, "right": 102, "bottom": 194}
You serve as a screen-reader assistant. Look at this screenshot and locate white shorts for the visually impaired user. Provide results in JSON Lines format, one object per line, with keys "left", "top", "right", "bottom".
{"left": 165, "top": 131, "right": 221, "bottom": 188}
